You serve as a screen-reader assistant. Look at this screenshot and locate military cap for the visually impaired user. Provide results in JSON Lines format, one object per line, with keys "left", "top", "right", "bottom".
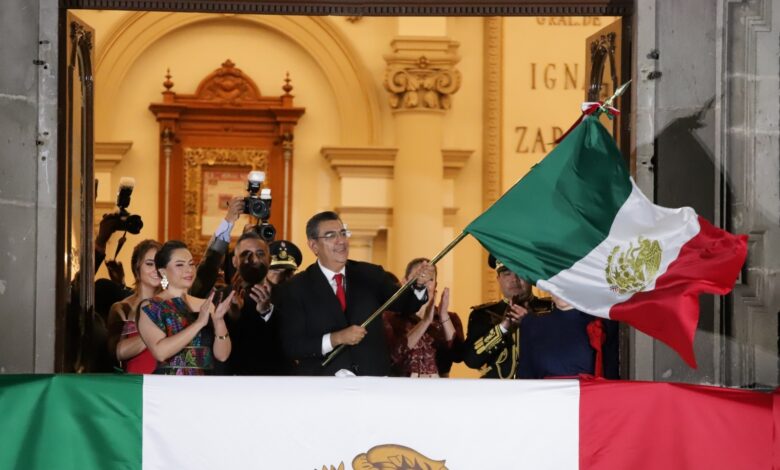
{"left": 488, "top": 254, "right": 508, "bottom": 273}
{"left": 269, "top": 240, "right": 302, "bottom": 270}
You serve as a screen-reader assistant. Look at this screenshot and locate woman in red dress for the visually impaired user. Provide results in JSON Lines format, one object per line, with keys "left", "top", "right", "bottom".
{"left": 106, "top": 239, "right": 161, "bottom": 373}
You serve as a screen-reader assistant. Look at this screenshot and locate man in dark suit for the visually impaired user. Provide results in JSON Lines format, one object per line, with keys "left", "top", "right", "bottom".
{"left": 277, "top": 211, "right": 432, "bottom": 376}
{"left": 221, "top": 231, "right": 288, "bottom": 375}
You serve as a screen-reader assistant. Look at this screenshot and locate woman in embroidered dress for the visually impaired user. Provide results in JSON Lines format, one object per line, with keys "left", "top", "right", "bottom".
{"left": 106, "top": 239, "right": 161, "bottom": 374}
{"left": 138, "top": 240, "right": 234, "bottom": 375}
{"left": 385, "top": 258, "right": 464, "bottom": 377}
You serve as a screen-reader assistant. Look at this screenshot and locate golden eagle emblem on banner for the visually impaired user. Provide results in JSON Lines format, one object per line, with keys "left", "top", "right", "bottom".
{"left": 605, "top": 236, "right": 662, "bottom": 295}
{"left": 321, "top": 444, "right": 448, "bottom": 470}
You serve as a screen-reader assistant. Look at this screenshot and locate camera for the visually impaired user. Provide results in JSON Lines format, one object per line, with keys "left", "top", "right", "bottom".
{"left": 115, "top": 177, "right": 143, "bottom": 234}
{"left": 243, "top": 171, "right": 276, "bottom": 242}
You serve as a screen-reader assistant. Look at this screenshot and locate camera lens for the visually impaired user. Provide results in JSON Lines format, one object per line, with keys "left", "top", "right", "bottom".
{"left": 258, "top": 223, "right": 276, "bottom": 242}
{"left": 245, "top": 197, "right": 270, "bottom": 219}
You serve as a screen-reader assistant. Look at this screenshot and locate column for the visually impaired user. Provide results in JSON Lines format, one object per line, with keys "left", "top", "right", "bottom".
{"left": 384, "top": 32, "right": 461, "bottom": 276}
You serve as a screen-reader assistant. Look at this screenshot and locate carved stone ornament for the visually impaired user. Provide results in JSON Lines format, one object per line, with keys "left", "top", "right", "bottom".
{"left": 183, "top": 147, "right": 268, "bottom": 255}
{"left": 195, "top": 59, "right": 262, "bottom": 104}
{"left": 384, "top": 55, "right": 461, "bottom": 110}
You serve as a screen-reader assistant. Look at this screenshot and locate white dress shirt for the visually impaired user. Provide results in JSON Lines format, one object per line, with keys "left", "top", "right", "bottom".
{"left": 318, "top": 261, "right": 346, "bottom": 355}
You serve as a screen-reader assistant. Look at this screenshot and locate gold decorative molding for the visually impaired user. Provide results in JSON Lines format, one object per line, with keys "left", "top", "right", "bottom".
{"left": 195, "top": 59, "right": 262, "bottom": 103}
{"left": 442, "top": 149, "right": 473, "bottom": 179}
{"left": 322, "top": 146, "right": 473, "bottom": 180}
{"left": 94, "top": 141, "right": 133, "bottom": 205}
{"left": 335, "top": 206, "right": 457, "bottom": 229}
{"left": 336, "top": 206, "right": 393, "bottom": 231}
{"left": 322, "top": 146, "right": 397, "bottom": 178}
{"left": 95, "top": 13, "right": 381, "bottom": 145}
{"left": 94, "top": 140, "right": 133, "bottom": 171}
{"left": 384, "top": 37, "right": 461, "bottom": 111}
{"left": 482, "top": 17, "right": 503, "bottom": 302}
{"left": 183, "top": 147, "right": 268, "bottom": 256}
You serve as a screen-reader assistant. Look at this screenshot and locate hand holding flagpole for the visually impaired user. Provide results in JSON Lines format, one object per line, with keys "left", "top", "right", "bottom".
{"left": 322, "top": 231, "right": 469, "bottom": 367}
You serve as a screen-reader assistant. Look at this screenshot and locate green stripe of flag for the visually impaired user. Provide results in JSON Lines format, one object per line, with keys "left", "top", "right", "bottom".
{"left": 0, "top": 374, "right": 142, "bottom": 470}
{"left": 465, "top": 116, "right": 632, "bottom": 281}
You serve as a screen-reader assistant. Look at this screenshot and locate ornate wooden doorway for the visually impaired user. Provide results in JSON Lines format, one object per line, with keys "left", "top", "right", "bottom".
{"left": 149, "top": 60, "right": 304, "bottom": 254}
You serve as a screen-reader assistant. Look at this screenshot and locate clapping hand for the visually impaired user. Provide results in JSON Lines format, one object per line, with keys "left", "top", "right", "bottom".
{"left": 418, "top": 284, "right": 437, "bottom": 324}
{"left": 197, "top": 291, "right": 216, "bottom": 327}
{"left": 212, "top": 291, "right": 235, "bottom": 322}
{"left": 436, "top": 287, "right": 450, "bottom": 322}
{"left": 248, "top": 282, "right": 272, "bottom": 314}
{"left": 410, "top": 261, "right": 436, "bottom": 290}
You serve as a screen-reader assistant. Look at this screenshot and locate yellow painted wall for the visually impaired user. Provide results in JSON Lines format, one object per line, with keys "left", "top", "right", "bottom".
{"left": 83, "top": 12, "right": 340, "bottom": 279}
{"left": 502, "top": 16, "right": 619, "bottom": 191}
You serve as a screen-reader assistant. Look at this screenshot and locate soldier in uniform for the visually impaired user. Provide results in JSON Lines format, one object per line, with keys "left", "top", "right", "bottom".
{"left": 463, "top": 255, "right": 552, "bottom": 379}
{"left": 266, "top": 240, "right": 303, "bottom": 287}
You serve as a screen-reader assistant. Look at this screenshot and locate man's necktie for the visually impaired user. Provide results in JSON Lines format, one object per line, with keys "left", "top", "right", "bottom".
{"left": 333, "top": 273, "right": 346, "bottom": 311}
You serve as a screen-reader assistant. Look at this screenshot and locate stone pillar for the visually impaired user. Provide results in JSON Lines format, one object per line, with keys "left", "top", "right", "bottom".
{"left": 384, "top": 37, "right": 460, "bottom": 277}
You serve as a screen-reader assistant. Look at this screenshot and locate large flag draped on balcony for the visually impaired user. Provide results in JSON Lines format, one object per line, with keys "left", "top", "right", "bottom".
{"left": 465, "top": 115, "right": 747, "bottom": 367}
{"left": 0, "top": 375, "right": 775, "bottom": 469}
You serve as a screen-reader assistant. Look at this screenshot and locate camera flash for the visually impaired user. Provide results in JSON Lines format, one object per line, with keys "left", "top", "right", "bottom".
{"left": 118, "top": 177, "right": 136, "bottom": 189}
{"left": 248, "top": 171, "right": 265, "bottom": 183}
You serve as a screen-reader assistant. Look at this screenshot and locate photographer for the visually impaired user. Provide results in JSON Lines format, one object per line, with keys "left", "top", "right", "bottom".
{"left": 221, "top": 231, "right": 291, "bottom": 375}
{"left": 189, "top": 196, "right": 245, "bottom": 298}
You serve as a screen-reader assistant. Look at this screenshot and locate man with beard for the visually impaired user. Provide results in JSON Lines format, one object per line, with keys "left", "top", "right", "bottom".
{"left": 277, "top": 211, "right": 434, "bottom": 376}
{"left": 463, "top": 255, "right": 551, "bottom": 379}
{"left": 222, "top": 231, "right": 291, "bottom": 375}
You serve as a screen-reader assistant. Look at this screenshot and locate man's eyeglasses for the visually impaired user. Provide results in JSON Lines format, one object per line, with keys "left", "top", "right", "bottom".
{"left": 315, "top": 229, "right": 352, "bottom": 241}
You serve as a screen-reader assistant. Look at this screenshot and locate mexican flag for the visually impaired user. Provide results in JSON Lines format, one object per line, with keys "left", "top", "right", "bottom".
{"left": 0, "top": 375, "right": 774, "bottom": 469}
{"left": 465, "top": 115, "right": 747, "bottom": 367}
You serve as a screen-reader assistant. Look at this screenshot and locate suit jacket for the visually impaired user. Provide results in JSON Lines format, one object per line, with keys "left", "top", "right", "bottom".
{"left": 277, "top": 260, "right": 426, "bottom": 376}
{"left": 220, "top": 285, "right": 291, "bottom": 376}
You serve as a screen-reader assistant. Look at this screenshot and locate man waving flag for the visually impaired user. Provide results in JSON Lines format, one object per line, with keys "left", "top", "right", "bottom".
{"left": 465, "top": 114, "right": 747, "bottom": 367}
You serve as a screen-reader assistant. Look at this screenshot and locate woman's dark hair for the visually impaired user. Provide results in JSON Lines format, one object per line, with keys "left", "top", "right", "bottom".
{"left": 130, "top": 239, "right": 162, "bottom": 281}
{"left": 154, "top": 240, "right": 189, "bottom": 271}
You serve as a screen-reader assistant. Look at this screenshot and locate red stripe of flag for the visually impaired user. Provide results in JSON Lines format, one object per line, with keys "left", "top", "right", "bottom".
{"left": 610, "top": 216, "right": 748, "bottom": 368}
{"left": 579, "top": 378, "right": 775, "bottom": 469}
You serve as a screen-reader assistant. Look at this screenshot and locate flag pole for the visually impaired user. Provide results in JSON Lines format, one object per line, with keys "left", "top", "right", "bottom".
{"left": 322, "top": 231, "right": 469, "bottom": 367}
{"left": 600, "top": 79, "right": 631, "bottom": 113}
